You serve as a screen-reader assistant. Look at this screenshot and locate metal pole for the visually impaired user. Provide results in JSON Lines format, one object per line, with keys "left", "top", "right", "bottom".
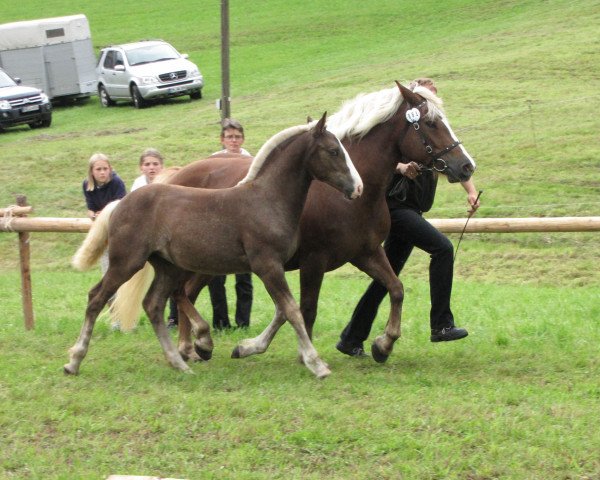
{"left": 220, "top": 0, "right": 231, "bottom": 120}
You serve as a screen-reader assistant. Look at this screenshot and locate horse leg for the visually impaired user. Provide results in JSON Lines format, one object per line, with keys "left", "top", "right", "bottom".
{"left": 296, "top": 260, "right": 327, "bottom": 363}
{"left": 174, "top": 288, "right": 213, "bottom": 362}
{"left": 241, "top": 262, "right": 330, "bottom": 378}
{"left": 231, "top": 307, "right": 286, "bottom": 358}
{"left": 143, "top": 261, "right": 191, "bottom": 373}
{"left": 299, "top": 260, "right": 327, "bottom": 340}
{"left": 64, "top": 265, "right": 136, "bottom": 375}
{"left": 176, "top": 273, "right": 213, "bottom": 361}
{"left": 351, "top": 247, "right": 404, "bottom": 363}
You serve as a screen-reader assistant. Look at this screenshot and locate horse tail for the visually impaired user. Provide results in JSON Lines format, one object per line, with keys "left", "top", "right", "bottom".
{"left": 72, "top": 200, "right": 121, "bottom": 271}
{"left": 103, "top": 170, "right": 180, "bottom": 331}
{"left": 109, "top": 262, "right": 155, "bottom": 332}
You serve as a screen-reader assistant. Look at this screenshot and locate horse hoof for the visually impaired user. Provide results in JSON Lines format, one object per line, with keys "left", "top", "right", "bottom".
{"left": 231, "top": 346, "right": 241, "bottom": 359}
{"left": 371, "top": 342, "right": 389, "bottom": 364}
{"left": 194, "top": 344, "right": 212, "bottom": 361}
{"left": 63, "top": 364, "right": 78, "bottom": 375}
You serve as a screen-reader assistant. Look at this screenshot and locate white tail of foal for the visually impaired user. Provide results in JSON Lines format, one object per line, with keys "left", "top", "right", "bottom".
{"left": 72, "top": 200, "right": 120, "bottom": 271}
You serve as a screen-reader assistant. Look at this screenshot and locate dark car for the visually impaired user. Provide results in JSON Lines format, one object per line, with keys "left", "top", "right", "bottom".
{"left": 0, "top": 67, "right": 52, "bottom": 131}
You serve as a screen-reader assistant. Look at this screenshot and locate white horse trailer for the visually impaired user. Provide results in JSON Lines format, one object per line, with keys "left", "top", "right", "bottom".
{"left": 0, "top": 14, "right": 96, "bottom": 101}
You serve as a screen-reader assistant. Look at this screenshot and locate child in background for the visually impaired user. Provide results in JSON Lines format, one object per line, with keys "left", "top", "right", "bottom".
{"left": 131, "top": 148, "right": 164, "bottom": 191}
{"left": 82, "top": 153, "right": 127, "bottom": 276}
{"left": 129, "top": 147, "right": 178, "bottom": 327}
{"left": 83, "top": 152, "right": 126, "bottom": 221}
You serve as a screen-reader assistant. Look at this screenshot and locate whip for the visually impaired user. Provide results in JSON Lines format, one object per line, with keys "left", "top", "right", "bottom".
{"left": 454, "top": 190, "right": 483, "bottom": 261}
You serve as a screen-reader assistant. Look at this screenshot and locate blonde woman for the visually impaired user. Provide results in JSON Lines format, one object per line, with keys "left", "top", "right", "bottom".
{"left": 83, "top": 153, "right": 126, "bottom": 220}
{"left": 82, "top": 153, "right": 126, "bottom": 277}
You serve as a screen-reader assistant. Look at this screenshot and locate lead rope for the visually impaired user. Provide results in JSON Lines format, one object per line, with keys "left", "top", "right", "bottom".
{"left": 454, "top": 190, "right": 483, "bottom": 261}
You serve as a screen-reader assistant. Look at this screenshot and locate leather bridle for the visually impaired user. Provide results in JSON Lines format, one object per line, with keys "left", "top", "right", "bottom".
{"left": 402, "top": 101, "right": 463, "bottom": 173}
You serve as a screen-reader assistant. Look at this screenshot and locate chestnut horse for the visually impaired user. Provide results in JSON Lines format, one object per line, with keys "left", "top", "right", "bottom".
{"left": 115, "top": 81, "right": 475, "bottom": 365}
{"left": 66, "top": 113, "right": 362, "bottom": 378}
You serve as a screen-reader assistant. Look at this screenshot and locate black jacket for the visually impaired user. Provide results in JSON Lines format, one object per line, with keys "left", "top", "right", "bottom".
{"left": 386, "top": 170, "right": 438, "bottom": 213}
{"left": 83, "top": 172, "right": 127, "bottom": 212}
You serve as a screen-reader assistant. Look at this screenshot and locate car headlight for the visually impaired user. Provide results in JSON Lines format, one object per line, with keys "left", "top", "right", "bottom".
{"left": 140, "top": 76, "right": 158, "bottom": 85}
{"left": 189, "top": 68, "right": 200, "bottom": 77}
{"left": 40, "top": 93, "right": 49, "bottom": 103}
{"left": 0, "top": 100, "right": 11, "bottom": 110}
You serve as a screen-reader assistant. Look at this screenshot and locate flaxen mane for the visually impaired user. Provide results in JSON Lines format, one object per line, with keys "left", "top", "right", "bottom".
{"left": 327, "top": 83, "right": 445, "bottom": 141}
{"left": 238, "top": 124, "right": 310, "bottom": 185}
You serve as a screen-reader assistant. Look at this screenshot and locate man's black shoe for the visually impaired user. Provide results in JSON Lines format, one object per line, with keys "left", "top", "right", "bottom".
{"left": 430, "top": 326, "right": 468, "bottom": 342}
{"left": 167, "top": 318, "right": 178, "bottom": 329}
{"left": 336, "top": 341, "right": 368, "bottom": 357}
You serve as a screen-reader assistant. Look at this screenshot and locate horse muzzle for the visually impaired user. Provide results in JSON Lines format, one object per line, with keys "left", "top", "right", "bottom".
{"left": 348, "top": 182, "right": 363, "bottom": 200}
{"left": 446, "top": 160, "right": 475, "bottom": 183}
{"left": 346, "top": 179, "right": 363, "bottom": 199}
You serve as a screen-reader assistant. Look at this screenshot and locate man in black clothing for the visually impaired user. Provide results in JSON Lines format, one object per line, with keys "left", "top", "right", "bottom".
{"left": 336, "top": 78, "right": 480, "bottom": 357}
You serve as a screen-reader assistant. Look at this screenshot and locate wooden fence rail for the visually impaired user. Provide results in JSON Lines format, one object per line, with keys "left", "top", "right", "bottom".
{"left": 2, "top": 215, "right": 600, "bottom": 234}
{"left": 2, "top": 197, "right": 599, "bottom": 330}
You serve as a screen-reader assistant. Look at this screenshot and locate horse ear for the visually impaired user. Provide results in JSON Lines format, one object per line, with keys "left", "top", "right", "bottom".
{"left": 307, "top": 115, "right": 313, "bottom": 123}
{"left": 395, "top": 80, "right": 421, "bottom": 106}
{"left": 313, "top": 112, "right": 327, "bottom": 136}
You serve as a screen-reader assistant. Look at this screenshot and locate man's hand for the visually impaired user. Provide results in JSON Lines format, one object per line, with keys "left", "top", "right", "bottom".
{"left": 467, "top": 191, "right": 481, "bottom": 215}
{"left": 396, "top": 161, "right": 421, "bottom": 179}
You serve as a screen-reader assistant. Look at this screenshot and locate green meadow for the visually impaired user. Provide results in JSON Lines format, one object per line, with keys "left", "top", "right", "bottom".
{"left": 0, "top": 0, "right": 599, "bottom": 478}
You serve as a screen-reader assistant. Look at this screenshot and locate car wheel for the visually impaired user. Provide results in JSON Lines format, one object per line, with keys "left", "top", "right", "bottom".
{"left": 131, "top": 85, "right": 147, "bottom": 109}
{"left": 190, "top": 89, "right": 202, "bottom": 100}
{"left": 40, "top": 114, "right": 52, "bottom": 128}
{"left": 99, "top": 85, "right": 115, "bottom": 107}
{"left": 28, "top": 114, "right": 51, "bottom": 129}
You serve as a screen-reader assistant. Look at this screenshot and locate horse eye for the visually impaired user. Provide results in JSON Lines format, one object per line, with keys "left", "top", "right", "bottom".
{"left": 329, "top": 149, "right": 339, "bottom": 156}
{"left": 425, "top": 121, "right": 437, "bottom": 128}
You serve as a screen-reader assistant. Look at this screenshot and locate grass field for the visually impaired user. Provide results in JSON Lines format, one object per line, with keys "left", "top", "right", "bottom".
{"left": 1, "top": 269, "right": 599, "bottom": 479}
{"left": 1, "top": 0, "right": 599, "bottom": 478}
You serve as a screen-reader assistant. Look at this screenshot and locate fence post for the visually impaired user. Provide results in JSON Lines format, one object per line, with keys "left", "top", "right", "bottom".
{"left": 16, "top": 195, "right": 35, "bottom": 330}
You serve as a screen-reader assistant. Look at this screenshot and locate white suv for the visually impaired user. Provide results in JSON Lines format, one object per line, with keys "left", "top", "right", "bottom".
{"left": 96, "top": 40, "right": 204, "bottom": 108}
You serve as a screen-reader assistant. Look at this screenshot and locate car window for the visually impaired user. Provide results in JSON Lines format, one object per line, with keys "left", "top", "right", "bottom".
{"left": 126, "top": 44, "right": 179, "bottom": 66}
{"left": 103, "top": 50, "right": 124, "bottom": 70}
{"left": 103, "top": 51, "right": 115, "bottom": 69}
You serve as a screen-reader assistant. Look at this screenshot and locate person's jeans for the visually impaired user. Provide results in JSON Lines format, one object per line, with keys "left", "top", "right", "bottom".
{"left": 340, "top": 207, "right": 455, "bottom": 346}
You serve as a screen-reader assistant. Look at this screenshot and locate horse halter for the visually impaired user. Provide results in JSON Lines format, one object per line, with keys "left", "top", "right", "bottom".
{"left": 405, "top": 101, "right": 462, "bottom": 173}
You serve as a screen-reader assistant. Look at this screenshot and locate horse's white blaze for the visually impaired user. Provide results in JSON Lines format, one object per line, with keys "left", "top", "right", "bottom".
{"left": 337, "top": 136, "right": 363, "bottom": 198}
{"left": 441, "top": 117, "right": 476, "bottom": 169}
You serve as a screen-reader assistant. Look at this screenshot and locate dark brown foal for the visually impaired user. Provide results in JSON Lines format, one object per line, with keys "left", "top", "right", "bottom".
{"left": 67, "top": 113, "right": 362, "bottom": 378}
